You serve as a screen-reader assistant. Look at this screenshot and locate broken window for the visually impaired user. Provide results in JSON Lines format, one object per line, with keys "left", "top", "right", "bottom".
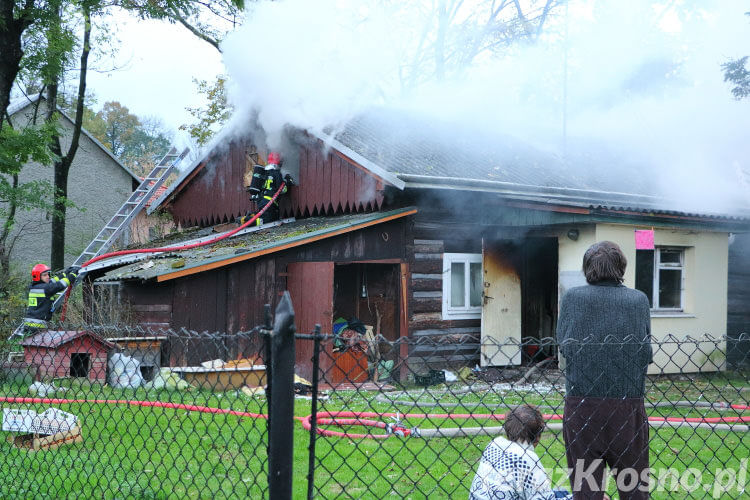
{"left": 635, "top": 247, "right": 685, "bottom": 311}
{"left": 442, "top": 253, "right": 482, "bottom": 319}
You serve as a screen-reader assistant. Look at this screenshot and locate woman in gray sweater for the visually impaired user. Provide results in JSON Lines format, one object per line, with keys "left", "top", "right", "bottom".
{"left": 556, "top": 241, "right": 653, "bottom": 500}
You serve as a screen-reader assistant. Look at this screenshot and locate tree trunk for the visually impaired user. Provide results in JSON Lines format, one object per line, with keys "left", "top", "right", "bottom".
{"left": 49, "top": 3, "right": 91, "bottom": 270}
{"left": 0, "top": 1, "right": 34, "bottom": 125}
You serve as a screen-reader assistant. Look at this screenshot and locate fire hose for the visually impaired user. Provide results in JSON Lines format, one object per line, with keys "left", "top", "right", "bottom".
{"left": 3, "top": 397, "right": 747, "bottom": 440}
{"left": 58, "top": 183, "right": 286, "bottom": 321}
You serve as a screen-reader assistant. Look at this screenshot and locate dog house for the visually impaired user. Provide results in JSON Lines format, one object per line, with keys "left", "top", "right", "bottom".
{"left": 21, "top": 330, "right": 116, "bottom": 382}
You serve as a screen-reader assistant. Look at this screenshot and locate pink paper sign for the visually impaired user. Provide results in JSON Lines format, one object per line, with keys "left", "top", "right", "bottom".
{"left": 635, "top": 229, "right": 655, "bottom": 250}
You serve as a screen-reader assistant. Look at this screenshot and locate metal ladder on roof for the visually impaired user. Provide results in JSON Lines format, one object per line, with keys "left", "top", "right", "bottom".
{"left": 49, "top": 147, "right": 189, "bottom": 312}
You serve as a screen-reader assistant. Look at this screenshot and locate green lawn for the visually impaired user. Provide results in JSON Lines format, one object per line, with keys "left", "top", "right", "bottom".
{"left": 0, "top": 374, "right": 748, "bottom": 499}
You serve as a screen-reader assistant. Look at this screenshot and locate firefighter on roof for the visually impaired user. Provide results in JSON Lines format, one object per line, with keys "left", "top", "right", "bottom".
{"left": 240, "top": 151, "right": 294, "bottom": 225}
{"left": 21, "top": 264, "right": 79, "bottom": 332}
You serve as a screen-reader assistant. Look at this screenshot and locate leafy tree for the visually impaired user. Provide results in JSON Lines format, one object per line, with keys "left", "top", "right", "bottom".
{"left": 84, "top": 101, "right": 172, "bottom": 175}
{"left": 722, "top": 12, "right": 750, "bottom": 100}
{"left": 181, "top": 76, "right": 232, "bottom": 146}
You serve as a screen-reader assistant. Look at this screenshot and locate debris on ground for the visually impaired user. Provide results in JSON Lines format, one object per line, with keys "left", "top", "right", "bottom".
{"left": 143, "top": 367, "right": 193, "bottom": 390}
{"left": 28, "top": 381, "right": 66, "bottom": 397}
{"left": 295, "top": 374, "right": 313, "bottom": 395}
{"left": 442, "top": 370, "right": 458, "bottom": 382}
{"left": 241, "top": 385, "right": 266, "bottom": 397}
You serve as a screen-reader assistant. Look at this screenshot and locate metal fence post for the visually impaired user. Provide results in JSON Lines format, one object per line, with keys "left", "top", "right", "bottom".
{"left": 307, "top": 324, "right": 322, "bottom": 500}
{"left": 268, "top": 292, "right": 296, "bottom": 500}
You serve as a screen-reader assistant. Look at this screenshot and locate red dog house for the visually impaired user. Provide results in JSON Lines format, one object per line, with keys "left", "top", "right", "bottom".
{"left": 21, "top": 331, "right": 116, "bottom": 382}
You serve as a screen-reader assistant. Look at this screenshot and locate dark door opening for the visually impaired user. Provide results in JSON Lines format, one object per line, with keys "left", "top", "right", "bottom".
{"left": 332, "top": 263, "right": 400, "bottom": 383}
{"left": 70, "top": 353, "right": 90, "bottom": 378}
{"left": 521, "top": 237, "right": 559, "bottom": 363}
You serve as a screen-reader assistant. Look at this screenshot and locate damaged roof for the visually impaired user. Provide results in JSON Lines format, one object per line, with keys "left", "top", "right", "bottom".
{"left": 96, "top": 207, "right": 416, "bottom": 283}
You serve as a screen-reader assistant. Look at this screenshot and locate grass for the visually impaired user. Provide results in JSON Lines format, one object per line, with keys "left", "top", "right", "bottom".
{"left": 0, "top": 373, "right": 748, "bottom": 499}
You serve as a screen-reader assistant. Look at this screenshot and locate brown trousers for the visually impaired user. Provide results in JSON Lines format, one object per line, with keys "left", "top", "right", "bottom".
{"left": 563, "top": 397, "right": 650, "bottom": 499}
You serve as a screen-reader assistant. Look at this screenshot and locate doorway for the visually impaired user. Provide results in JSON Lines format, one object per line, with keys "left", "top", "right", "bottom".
{"left": 70, "top": 353, "right": 90, "bottom": 378}
{"left": 331, "top": 263, "right": 400, "bottom": 384}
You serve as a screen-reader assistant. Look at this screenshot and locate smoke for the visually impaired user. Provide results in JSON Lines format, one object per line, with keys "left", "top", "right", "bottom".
{"left": 221, "top": 0, "right": 750, "bottom": 214}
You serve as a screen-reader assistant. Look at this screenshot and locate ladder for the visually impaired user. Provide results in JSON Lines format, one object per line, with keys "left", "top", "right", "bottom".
{"left": 50, "top": 147, "right": 189, "bottom": 311}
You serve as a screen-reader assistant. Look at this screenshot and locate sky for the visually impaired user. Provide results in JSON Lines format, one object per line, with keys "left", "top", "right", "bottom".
{"left": 82, "top": 0, "right": 750, "bottom": 214}
{"left": 85, "top": 11, "right": 224, "bottom": 139}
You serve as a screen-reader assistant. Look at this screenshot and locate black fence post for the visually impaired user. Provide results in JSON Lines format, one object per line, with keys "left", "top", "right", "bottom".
{"left": 263, "top": 304, "right": 273, "bottom": 426}
{"left": 268, "top": 292, "right": 296, "bottom": 500}
{"left": 307, "top": 324, "right": 322, "bottom": 500}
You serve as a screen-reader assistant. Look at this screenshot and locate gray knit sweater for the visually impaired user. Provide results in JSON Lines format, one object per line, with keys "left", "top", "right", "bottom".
{"left": 556, "top": 282, "right": 653, "bottom": 398}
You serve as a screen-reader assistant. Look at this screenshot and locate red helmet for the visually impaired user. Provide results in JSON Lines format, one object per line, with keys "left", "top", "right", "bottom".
{"left": 32, "top": 264, "right": 51, "bottom": 281}
{"left": 267, "top": 152, "right": 281, "bottom": 165}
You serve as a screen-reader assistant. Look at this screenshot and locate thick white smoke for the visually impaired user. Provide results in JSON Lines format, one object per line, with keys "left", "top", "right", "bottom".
{"left": 221, "top": 0, "right": 750, "bottom": 214}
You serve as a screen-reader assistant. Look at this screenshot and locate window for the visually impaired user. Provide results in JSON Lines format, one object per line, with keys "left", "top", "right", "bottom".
{"left": 442, "top": 253, "right": 483, "bottom": 319}
{"left": 635, "top": 247, "right": 685, "bottom": 310}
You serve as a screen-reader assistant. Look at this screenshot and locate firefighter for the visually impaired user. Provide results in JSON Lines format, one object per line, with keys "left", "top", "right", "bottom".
{"left": 238, "top": 151, "right": 294, "bottom": 226}
{"left": 20, "top": 264, "right": 80, "bottom": 334}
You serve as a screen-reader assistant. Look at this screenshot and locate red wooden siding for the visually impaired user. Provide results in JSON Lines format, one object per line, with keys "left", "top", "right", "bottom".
{"left": 168, "top": 141, "right": 387, "bottom": 227}
{"left": 24, "top": 337, "right": 109, "bottom": 382}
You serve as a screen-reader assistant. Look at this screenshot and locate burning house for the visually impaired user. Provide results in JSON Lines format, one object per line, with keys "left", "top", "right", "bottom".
{"left": 86, "top": 110, "right": 750, "bottom": 378}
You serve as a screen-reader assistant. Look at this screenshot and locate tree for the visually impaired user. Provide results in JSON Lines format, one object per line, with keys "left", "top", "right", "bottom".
{"left": 181, "top": 76, "right": 232, "bottom": 146}
{"left": 180, "top": 0, "right": 562, "bottom": 145}
{"left": 722, "top": 12, "right": 750, "bottom": 100}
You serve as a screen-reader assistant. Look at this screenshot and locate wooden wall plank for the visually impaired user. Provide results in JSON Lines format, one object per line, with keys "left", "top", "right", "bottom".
{"left": 323, "top": 152, "right": 333, "bottom": 214}
{"left": 331, "top": 155, "right": 342, "bottom": 212}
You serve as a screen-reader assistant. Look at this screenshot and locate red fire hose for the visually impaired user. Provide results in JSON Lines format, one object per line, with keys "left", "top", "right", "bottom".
{"left": 1, "top": 397, "right": 748, "bottom": 441}
{"left": 59, "top": 183, "right": 286, "bottom": 320}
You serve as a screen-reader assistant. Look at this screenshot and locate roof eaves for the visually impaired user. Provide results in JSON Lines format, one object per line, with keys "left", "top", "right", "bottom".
{"left": 314, "top": 132, "right": 406, "bottom": 190}
{"left": 8, "top": 95, "right": 140, "bottom": 182}
{"left": 155, "top": 207, "right": 417, "bottom": 282}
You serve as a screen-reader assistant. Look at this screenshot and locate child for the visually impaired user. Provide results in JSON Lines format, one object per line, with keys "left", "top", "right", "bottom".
{"left": 469, "top": 405, "right": 573, "bottom": 500}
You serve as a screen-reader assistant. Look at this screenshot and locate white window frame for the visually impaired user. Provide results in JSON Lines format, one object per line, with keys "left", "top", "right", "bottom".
{"left": 442, "top": 253, "right": 483, "bottom": 320}
{"left": 652, "top": 247, "right": 685, "bottom": 311}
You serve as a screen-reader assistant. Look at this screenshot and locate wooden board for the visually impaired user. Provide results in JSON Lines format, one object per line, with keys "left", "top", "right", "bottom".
{"left": 10, "top": 426, "right": 82, "bottom": 451}
{"left": 286, "top": 261, "right": 334, "bottom": 380}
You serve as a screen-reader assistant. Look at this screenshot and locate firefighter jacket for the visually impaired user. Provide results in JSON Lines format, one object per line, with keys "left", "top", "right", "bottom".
{"left": 25, "top": 272, "right": 73, "bottom": 325}
{"left": 260, "top": 167, "right": 287, "bottom": 206}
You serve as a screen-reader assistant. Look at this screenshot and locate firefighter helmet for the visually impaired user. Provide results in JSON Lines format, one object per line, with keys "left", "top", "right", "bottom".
{"left": 267, "top": 152, "right": 281, "bottom": 166}
{"left": 31, "top": 264, "right": 51, "bottom": 281}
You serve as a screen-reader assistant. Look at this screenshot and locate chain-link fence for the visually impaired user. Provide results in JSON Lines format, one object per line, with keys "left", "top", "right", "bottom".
{"left": 306, "top": 332, "right": 750, "bottom": 500}
{"left": 0, "top": 317, "right": 274, "bottom": 499}
{"left": 1, "top": 297, "right": 748, "bottom": 499}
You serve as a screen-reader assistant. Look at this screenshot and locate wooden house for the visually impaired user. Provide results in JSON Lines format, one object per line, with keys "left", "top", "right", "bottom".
{"left": 21, "top": 330, "right": 116, "bottom": 382}
{"left": 87, "top": 109, "right": 750, "bottom": 378}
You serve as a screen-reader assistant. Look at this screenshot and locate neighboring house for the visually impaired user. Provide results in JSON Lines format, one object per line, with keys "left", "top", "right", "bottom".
{"left": 86, "top": 109, "right": 750, "bottom": 377}
{"left": 5, "top": 96, "right": 139, "bottom": 271}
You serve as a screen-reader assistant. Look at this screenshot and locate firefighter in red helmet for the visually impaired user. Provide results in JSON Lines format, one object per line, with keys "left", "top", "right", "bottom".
{"left": 239, "top": 151, "right": 294, "bottom": 226}
{"left": 20, "top": 263, "right": 79, "bottom": 333}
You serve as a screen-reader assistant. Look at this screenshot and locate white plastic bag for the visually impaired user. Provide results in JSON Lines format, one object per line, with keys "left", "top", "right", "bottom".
{"left": 108, "top": 353, "right": 143, "bottom": 388}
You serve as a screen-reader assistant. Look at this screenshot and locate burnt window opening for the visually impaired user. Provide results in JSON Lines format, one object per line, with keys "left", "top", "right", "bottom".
{"left": 635, "top": 247, "right": 685, "bottom": 311}
{"left": 70, "top": 353, "right": 90, "bottom": 378}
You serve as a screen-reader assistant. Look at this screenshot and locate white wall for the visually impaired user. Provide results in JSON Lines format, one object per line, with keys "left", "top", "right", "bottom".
{"left": 557, "top": 223, "right": 729, "bottom": 373}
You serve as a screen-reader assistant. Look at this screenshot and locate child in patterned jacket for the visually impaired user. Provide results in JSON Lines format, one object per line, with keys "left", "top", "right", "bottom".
{"left": 469, "top": 405, "right": 578, "bottom": 500}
